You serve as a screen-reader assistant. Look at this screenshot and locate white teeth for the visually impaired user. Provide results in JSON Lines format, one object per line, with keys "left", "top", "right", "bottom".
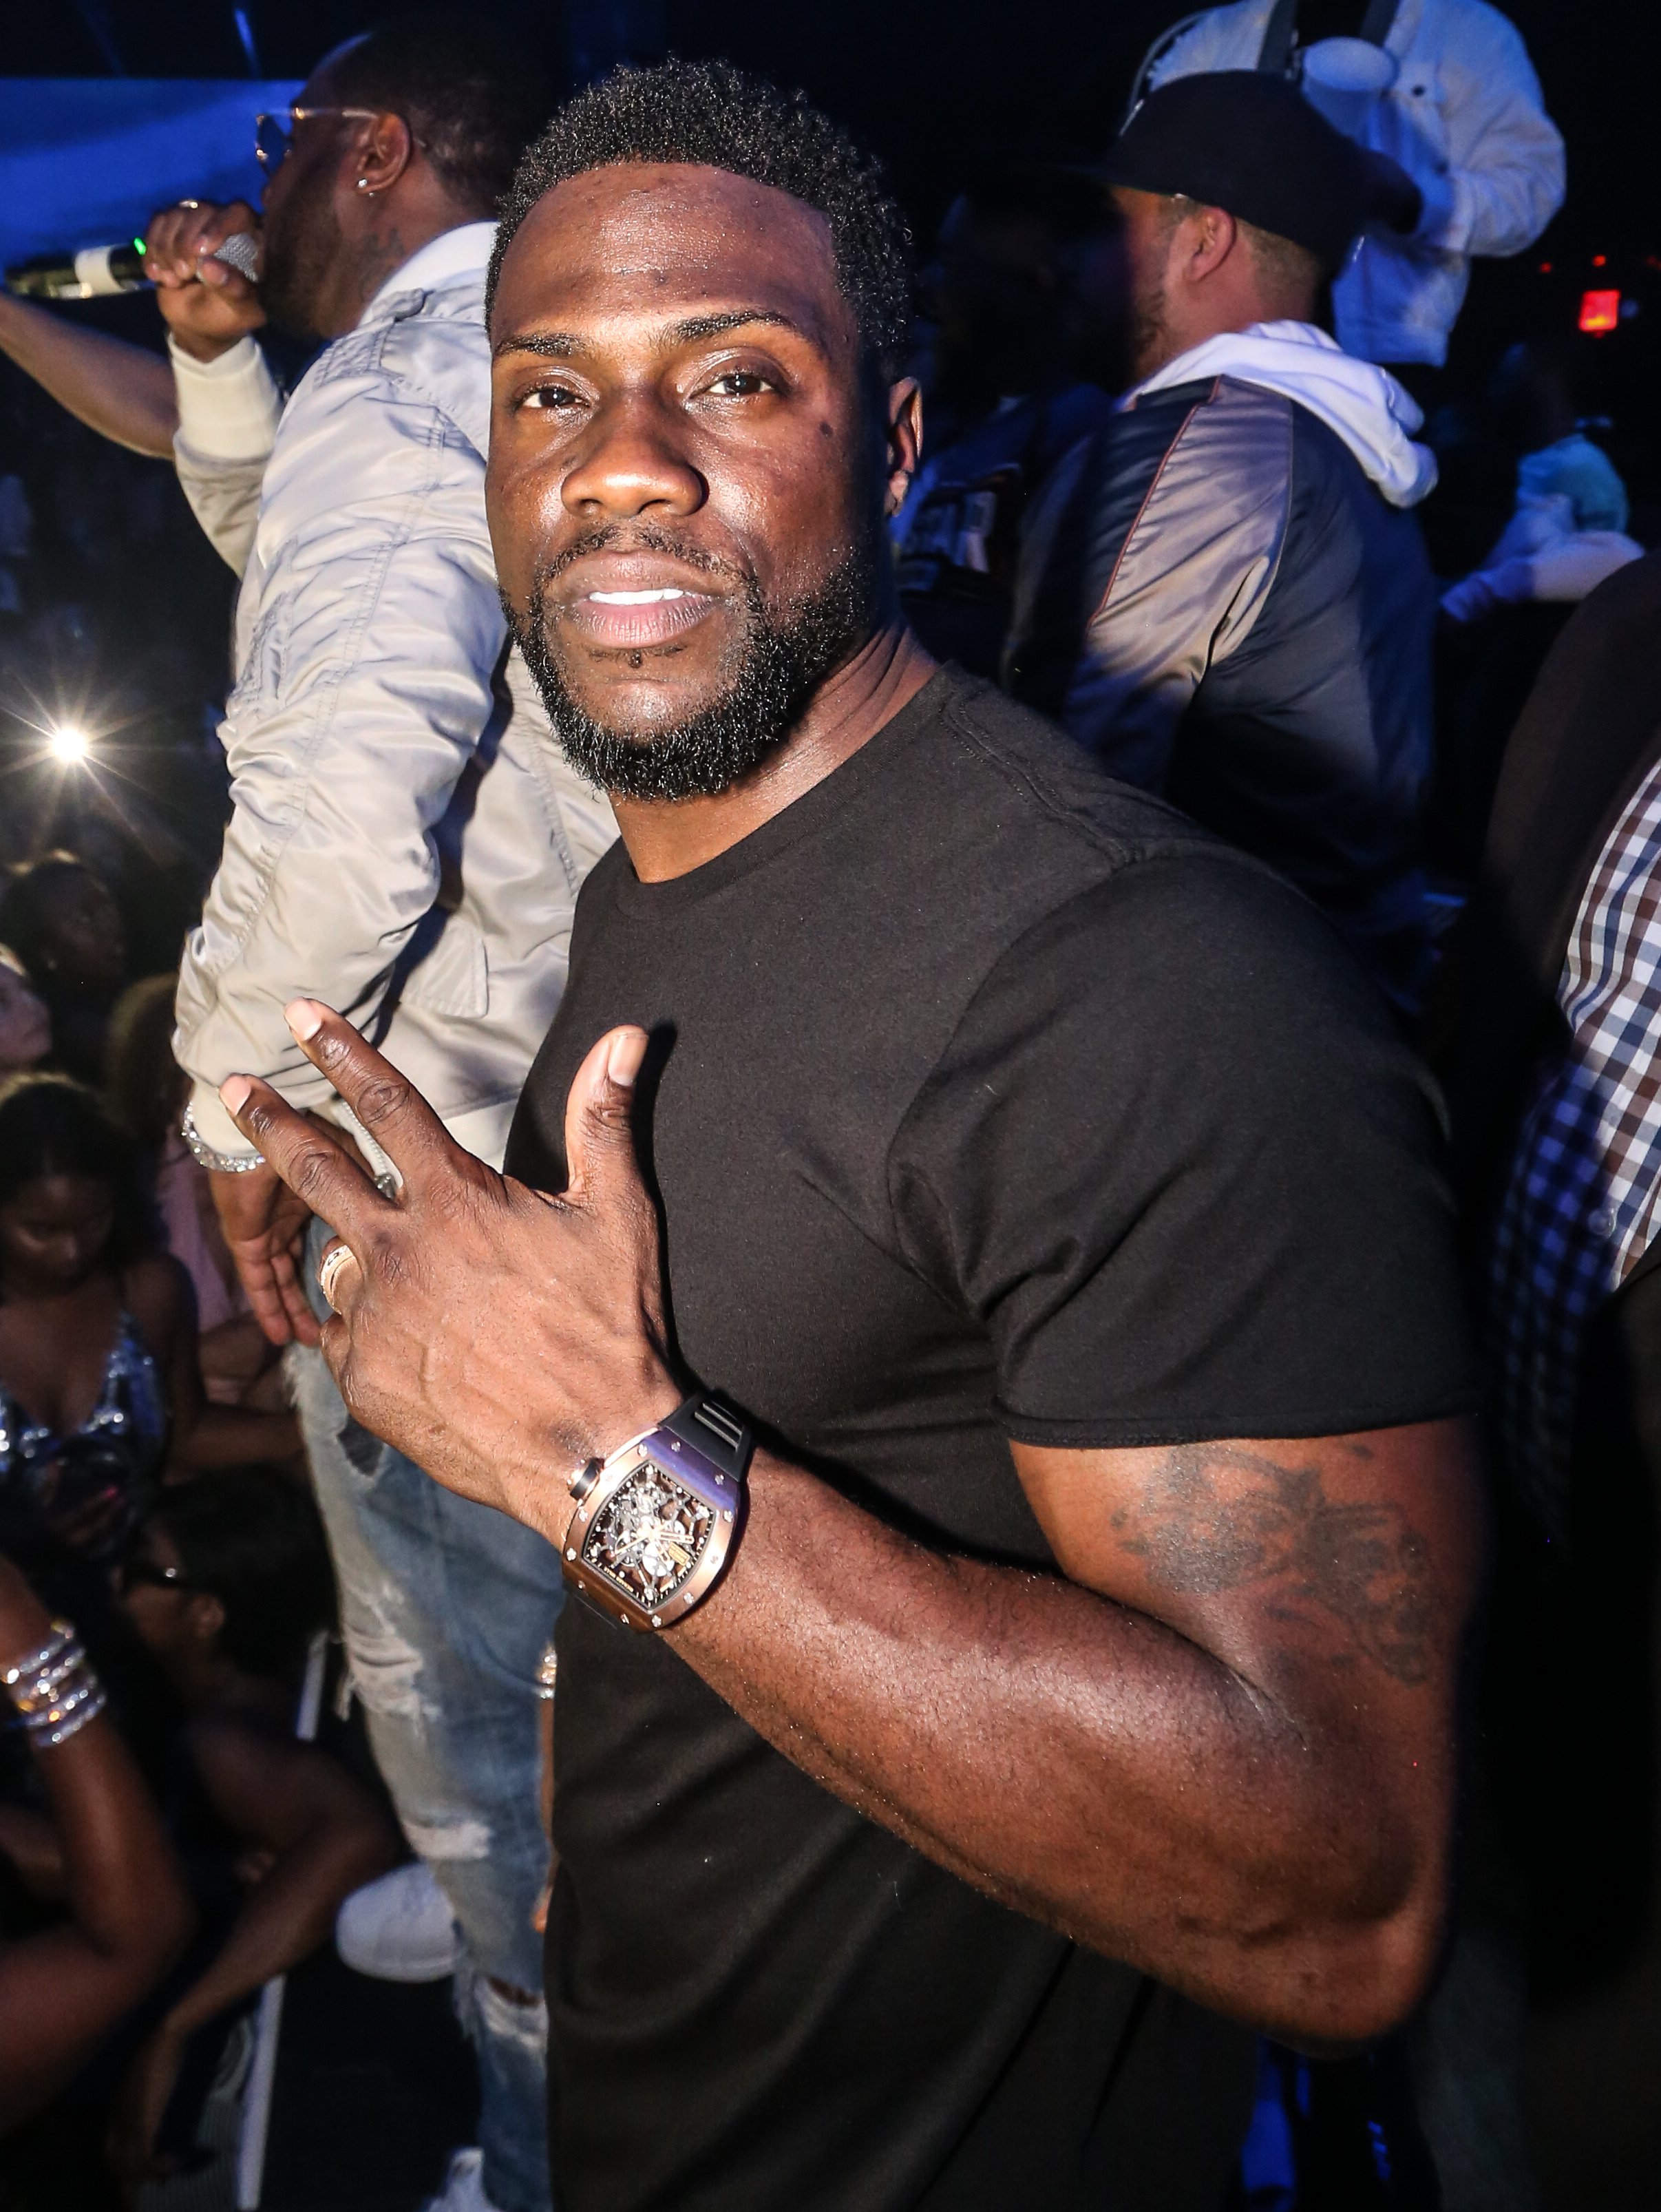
{"left": 589, "top": 587, "right": 686, "bottom": 604}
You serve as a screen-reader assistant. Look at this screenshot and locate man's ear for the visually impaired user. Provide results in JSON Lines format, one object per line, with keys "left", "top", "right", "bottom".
{"left": 348, "top": 112, "right": 416, "bottom": 200}
{"left": 885, "top": 377, "right": 924, "bottom": 518}
{"left": 1183, "top": 204, "right": 1240, "bottom": 288}
{"left": 188, "top": 1592, "right": 227, "bottom": 1647}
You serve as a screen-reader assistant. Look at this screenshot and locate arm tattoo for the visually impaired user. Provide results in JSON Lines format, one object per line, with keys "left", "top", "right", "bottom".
{"left": 1111, "top": 1444, "right": 1433, "bottom": 1685}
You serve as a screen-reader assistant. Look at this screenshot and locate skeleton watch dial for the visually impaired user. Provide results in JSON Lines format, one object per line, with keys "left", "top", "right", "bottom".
{"left": 581, "top": 1460, "right": 715, "bottom": 1610}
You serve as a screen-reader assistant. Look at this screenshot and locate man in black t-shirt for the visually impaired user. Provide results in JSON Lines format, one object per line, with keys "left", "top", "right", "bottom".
{"left": 220, "top": 63, "right": 1482, "bottom": 2212}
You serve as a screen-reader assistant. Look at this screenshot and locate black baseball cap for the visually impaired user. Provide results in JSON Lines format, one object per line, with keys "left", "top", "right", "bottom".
{"left": 1101, "top": 71, "right": 1421, "bottom": 271}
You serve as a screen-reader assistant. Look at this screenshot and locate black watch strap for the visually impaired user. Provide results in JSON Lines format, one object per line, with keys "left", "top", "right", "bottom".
{"left": 659, "top": 1391, "right": 754, "bottom": 1484}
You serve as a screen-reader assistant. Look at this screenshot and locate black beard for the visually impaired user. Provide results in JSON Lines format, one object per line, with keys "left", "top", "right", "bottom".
{"left": 509, "top": 531, "right": 877, "bottom": 803}
{"left": 260, "top": 173, "right": 344, "bottom": 341}
{"left": 1126, "top": 280, "right": 1170, "bottom": 385}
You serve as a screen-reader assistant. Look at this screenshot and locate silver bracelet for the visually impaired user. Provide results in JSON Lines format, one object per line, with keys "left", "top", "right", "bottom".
{"left": 9, "top": 1634, "right": 90, "bottom": 1715}
{"left": 32, "top": 1681, "right": 107, "bottom": 1749}
{"left": 3, "top": 1620, "right": 107, "bottom": 1748}
{"left": 1, "top": 1621, "right": 73, "bottom": 1687}
{"left": 181, "top": 1100, "right": 266, "bottom": 1174}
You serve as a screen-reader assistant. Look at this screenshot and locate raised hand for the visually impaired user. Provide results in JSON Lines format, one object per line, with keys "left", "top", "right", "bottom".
{"left": 142, "top": 198, "right": 265, "bottom": 361}
{"left": 219, "top": 1003, "right": 679, "bottom": 1539}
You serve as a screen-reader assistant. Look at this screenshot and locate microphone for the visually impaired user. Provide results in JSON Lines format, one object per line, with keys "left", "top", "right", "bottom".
{"left": 5, "top": 230, "right": 260, "bottom": 301}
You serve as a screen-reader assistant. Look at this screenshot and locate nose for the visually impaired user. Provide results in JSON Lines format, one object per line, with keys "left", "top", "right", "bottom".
{"left": 559, "top": 392, "right": 706, "bottom": 524}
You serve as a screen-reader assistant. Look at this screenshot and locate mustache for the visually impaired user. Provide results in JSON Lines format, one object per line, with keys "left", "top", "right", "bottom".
{"left": 528, "top": 523, "right": 752, "bottom": 600}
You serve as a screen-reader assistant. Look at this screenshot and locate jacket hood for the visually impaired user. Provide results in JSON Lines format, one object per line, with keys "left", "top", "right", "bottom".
{"left": 1125, "top": 321, "right": 1438, "bottom": 508}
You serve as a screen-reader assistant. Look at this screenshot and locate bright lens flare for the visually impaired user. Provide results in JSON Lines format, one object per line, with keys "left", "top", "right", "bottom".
{"left": 47, "top": 726, "right": 90, "bottom": 763}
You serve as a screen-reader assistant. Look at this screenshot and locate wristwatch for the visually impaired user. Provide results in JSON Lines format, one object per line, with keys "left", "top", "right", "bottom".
{"left": 559, "top": 1393, "right": 754, "bottom": 1632}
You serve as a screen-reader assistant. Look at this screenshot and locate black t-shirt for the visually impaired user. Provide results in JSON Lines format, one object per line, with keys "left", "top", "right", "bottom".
{"left": 507, "top": 666, "right": 1479, "bottom": 2212}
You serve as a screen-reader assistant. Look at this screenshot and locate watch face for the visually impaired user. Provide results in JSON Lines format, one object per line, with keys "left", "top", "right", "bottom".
{"left": 581, "top": 1457, "right": 715, "bottom": 1612}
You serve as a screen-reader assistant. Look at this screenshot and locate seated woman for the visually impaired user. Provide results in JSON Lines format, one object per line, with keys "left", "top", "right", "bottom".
{"left": 0, "top": 1073, "right": 298, "bottom": 1602}
{"left": 0, "top": 1549, "right": 193, "bottom": 2134}
{"left": 0, "top": 949, "right": 50, "bottom": 1081}
{"left": 109, "top": 1470, "right": 399, "bottom": 2178}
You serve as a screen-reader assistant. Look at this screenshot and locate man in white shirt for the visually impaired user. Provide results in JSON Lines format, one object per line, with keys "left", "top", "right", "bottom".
{"left": 144, "top": 22, "right": 610, "bottom": 2211}
{"left": 1147, "top": 0, "right": 1564, "bottom": 371}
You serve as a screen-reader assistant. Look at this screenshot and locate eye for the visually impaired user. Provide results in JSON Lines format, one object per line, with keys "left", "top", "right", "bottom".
{"left": 518, "top": 382, "right": 584, "bottom": 414}
{"left": 703, "top": 368, "right": 776, "bottom": 399}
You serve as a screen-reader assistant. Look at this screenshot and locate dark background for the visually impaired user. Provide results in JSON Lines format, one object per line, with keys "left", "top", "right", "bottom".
{"left": 2, "top": 0, "right": 1653, "bottom": 264}
{"left": 0, "top": 0, "right": 1653, "bottom": 959}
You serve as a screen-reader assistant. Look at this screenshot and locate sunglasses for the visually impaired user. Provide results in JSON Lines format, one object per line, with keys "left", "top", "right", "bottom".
{"left": 118, "top": 1556, "right": 191, "bottom": 1596}
{"left": 254, "top": 105, "right": 383, "bottom": 172}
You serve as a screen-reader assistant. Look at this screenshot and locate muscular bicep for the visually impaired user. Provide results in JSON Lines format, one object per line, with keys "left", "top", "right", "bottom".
{"left": 1012, "top": 1420, "right": 1481, "bottom": 1717}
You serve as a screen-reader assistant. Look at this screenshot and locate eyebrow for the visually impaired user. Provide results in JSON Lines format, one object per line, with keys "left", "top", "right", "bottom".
{"left": 492, "top": 308, "right": 805, "bottom": 362}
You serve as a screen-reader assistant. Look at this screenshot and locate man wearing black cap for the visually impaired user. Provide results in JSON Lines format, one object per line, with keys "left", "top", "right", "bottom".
{"left": 1007, "top": 71, "right": 1439, "bottom": 1012}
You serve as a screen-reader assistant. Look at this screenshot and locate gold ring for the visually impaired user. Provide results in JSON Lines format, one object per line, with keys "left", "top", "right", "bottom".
{"left": 317, "top": 1244, "right": 359, "bottom": 1314}
{"left": 178, "top": 198, "right": 201, "bottom": 209}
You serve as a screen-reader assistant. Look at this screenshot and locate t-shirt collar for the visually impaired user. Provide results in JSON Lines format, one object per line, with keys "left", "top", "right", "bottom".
{"left": 610, "top": 665, "right": 961, "bottom": 918}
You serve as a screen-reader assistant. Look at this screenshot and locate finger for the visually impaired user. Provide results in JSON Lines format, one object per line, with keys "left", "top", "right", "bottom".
{"left": 220, "top": 1071, "right": 391, "bottom": 1249}
{"left": 198, "top": 259, "right": 260, "bottom": 298}
{"left": 229, "top": 1238, "right": 299, "bottom": 1347}
{"left": 265, "top": 1228, "right": 324, "bottom": 1347}
{"left": 316, "top": 1237, "right": 363, "bottom": 1318}
{"left": 141, "top": 207, "right": 191, "bottom": 264}
{"left": 283, "top": 1000, "right": 461, "bottom": 1194}
{"left": 197, "top": 204, "right": 262, "bottom": 288}
{"left": 562, "top": 1026, "right": 649, "bottom": 1208}
{"left": 144, "top": 202, "right": 220, "bottom": 283}
{"left": 195, "top": 200, "right": 258, "bottom": 255}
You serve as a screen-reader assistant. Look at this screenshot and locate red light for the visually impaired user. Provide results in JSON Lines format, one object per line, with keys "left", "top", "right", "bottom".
{"left": 1579, "top": 288, "right": 1620, "bottom": 334}
{"left": 1592, "top": 254, "right": 1607, "bottom": 267}
{"left": 1538, "top": 260, "right": 1553, "bottom": 273}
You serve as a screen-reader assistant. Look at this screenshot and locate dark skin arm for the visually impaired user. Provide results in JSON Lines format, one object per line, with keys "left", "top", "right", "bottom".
{"left": 223, "top": 1004, "right": 1479, "bottom": 2045}
{"left": 0, "top": 293, "right": 178, "bottom": 458}
{"left": 126, "top": 1254, "right": 300, "bottom": 1470}
{"left": 110, "top": 1716, "right": 397, "bottom": 2179}
{"left": 0, "top": 1557, "right": 193, "bottom": 2134}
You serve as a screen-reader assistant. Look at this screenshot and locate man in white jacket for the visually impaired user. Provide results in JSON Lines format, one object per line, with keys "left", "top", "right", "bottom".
{"left": 148, "top": 21, "right": 611, "bottom": 2212}
{"left": 1147, "top": 0, "right": 1564, "bottom": 370}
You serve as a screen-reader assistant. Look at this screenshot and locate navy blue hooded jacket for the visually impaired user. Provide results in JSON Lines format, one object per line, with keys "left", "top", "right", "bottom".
{"left": 1006, "top": 348, "right": 1437, "bottom": 1009}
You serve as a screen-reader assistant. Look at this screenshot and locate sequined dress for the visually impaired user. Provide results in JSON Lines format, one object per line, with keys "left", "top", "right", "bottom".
{"left": 0, "top": 1314, "right": 167, "bottom": 1569}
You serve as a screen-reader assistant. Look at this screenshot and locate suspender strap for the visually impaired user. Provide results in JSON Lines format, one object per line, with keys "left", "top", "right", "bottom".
{"left": 1258, "top": 0, "right": 1400, "bottom": 71}
{"left": 1359, "top": 0, "right": 1401, "bottom": 45}
{"left": 1257, "top": 0, "right": 1301, "bottom": 72}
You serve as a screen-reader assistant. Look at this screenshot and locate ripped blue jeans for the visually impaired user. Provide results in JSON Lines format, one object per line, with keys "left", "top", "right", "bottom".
{"left": 289, "top": 1312, "right": 559, "bottom": 2212}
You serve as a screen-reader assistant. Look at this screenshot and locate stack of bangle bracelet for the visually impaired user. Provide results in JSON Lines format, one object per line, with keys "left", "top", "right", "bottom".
{"left": 2, "top": 1619, "right": 107, "bottom": 1749}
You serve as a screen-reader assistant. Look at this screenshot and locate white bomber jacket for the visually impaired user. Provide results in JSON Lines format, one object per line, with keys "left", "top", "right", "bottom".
{"left": 1152, "top": 0, "right": 1565, "bottom": 368}
{"left": 172, "top": 222, "right": 616, "bottom": 1172}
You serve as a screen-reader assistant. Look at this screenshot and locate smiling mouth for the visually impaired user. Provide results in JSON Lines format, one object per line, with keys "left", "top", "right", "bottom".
{"left": 562, "top": 583, "right": 724, "bottom": 651}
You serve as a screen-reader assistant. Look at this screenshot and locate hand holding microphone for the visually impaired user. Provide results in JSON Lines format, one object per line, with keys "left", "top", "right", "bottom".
{"left": 142, "top": 198, "right": 266, "bottom": 361}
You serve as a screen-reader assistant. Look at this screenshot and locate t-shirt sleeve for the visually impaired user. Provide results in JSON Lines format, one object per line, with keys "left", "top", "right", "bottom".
{"left": 885, "top": 849, "right": 1480, "bottom": 1447}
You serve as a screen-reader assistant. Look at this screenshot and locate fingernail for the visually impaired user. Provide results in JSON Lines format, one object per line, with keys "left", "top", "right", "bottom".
{"left": 606, "top": 1029, "right": 646, "bottom": 1088}
{"left": 220, "top": 1075, "right": 253, "bottom": 1115}
{"left": 285, "top": 1000, "right": 323, "bottom": 1041}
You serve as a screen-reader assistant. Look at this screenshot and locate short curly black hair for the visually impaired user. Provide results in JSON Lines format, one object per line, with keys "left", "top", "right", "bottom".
{"left": 327, "top": 13, "right": 555, "bottom": 215}
{"left": 487, "top": 61, "right": 913, "bottom": 375}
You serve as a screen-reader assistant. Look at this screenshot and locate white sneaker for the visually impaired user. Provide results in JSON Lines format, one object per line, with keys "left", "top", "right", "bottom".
{"left": 419, "top": 2147, "right": 505, "bottom": 2212}
{"left": 335, "top": 1860, "right": 461, "bottom": 1982}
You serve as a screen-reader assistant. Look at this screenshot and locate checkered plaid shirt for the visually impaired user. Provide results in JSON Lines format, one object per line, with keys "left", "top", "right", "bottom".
{"left": 1490, "top": 753, "right": 1661, "bottom": 1533}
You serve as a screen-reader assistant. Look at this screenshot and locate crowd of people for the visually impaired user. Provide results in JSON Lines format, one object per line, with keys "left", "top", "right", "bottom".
{"left": 0, "top": 6, "right": 1652, "bottom": 2210}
